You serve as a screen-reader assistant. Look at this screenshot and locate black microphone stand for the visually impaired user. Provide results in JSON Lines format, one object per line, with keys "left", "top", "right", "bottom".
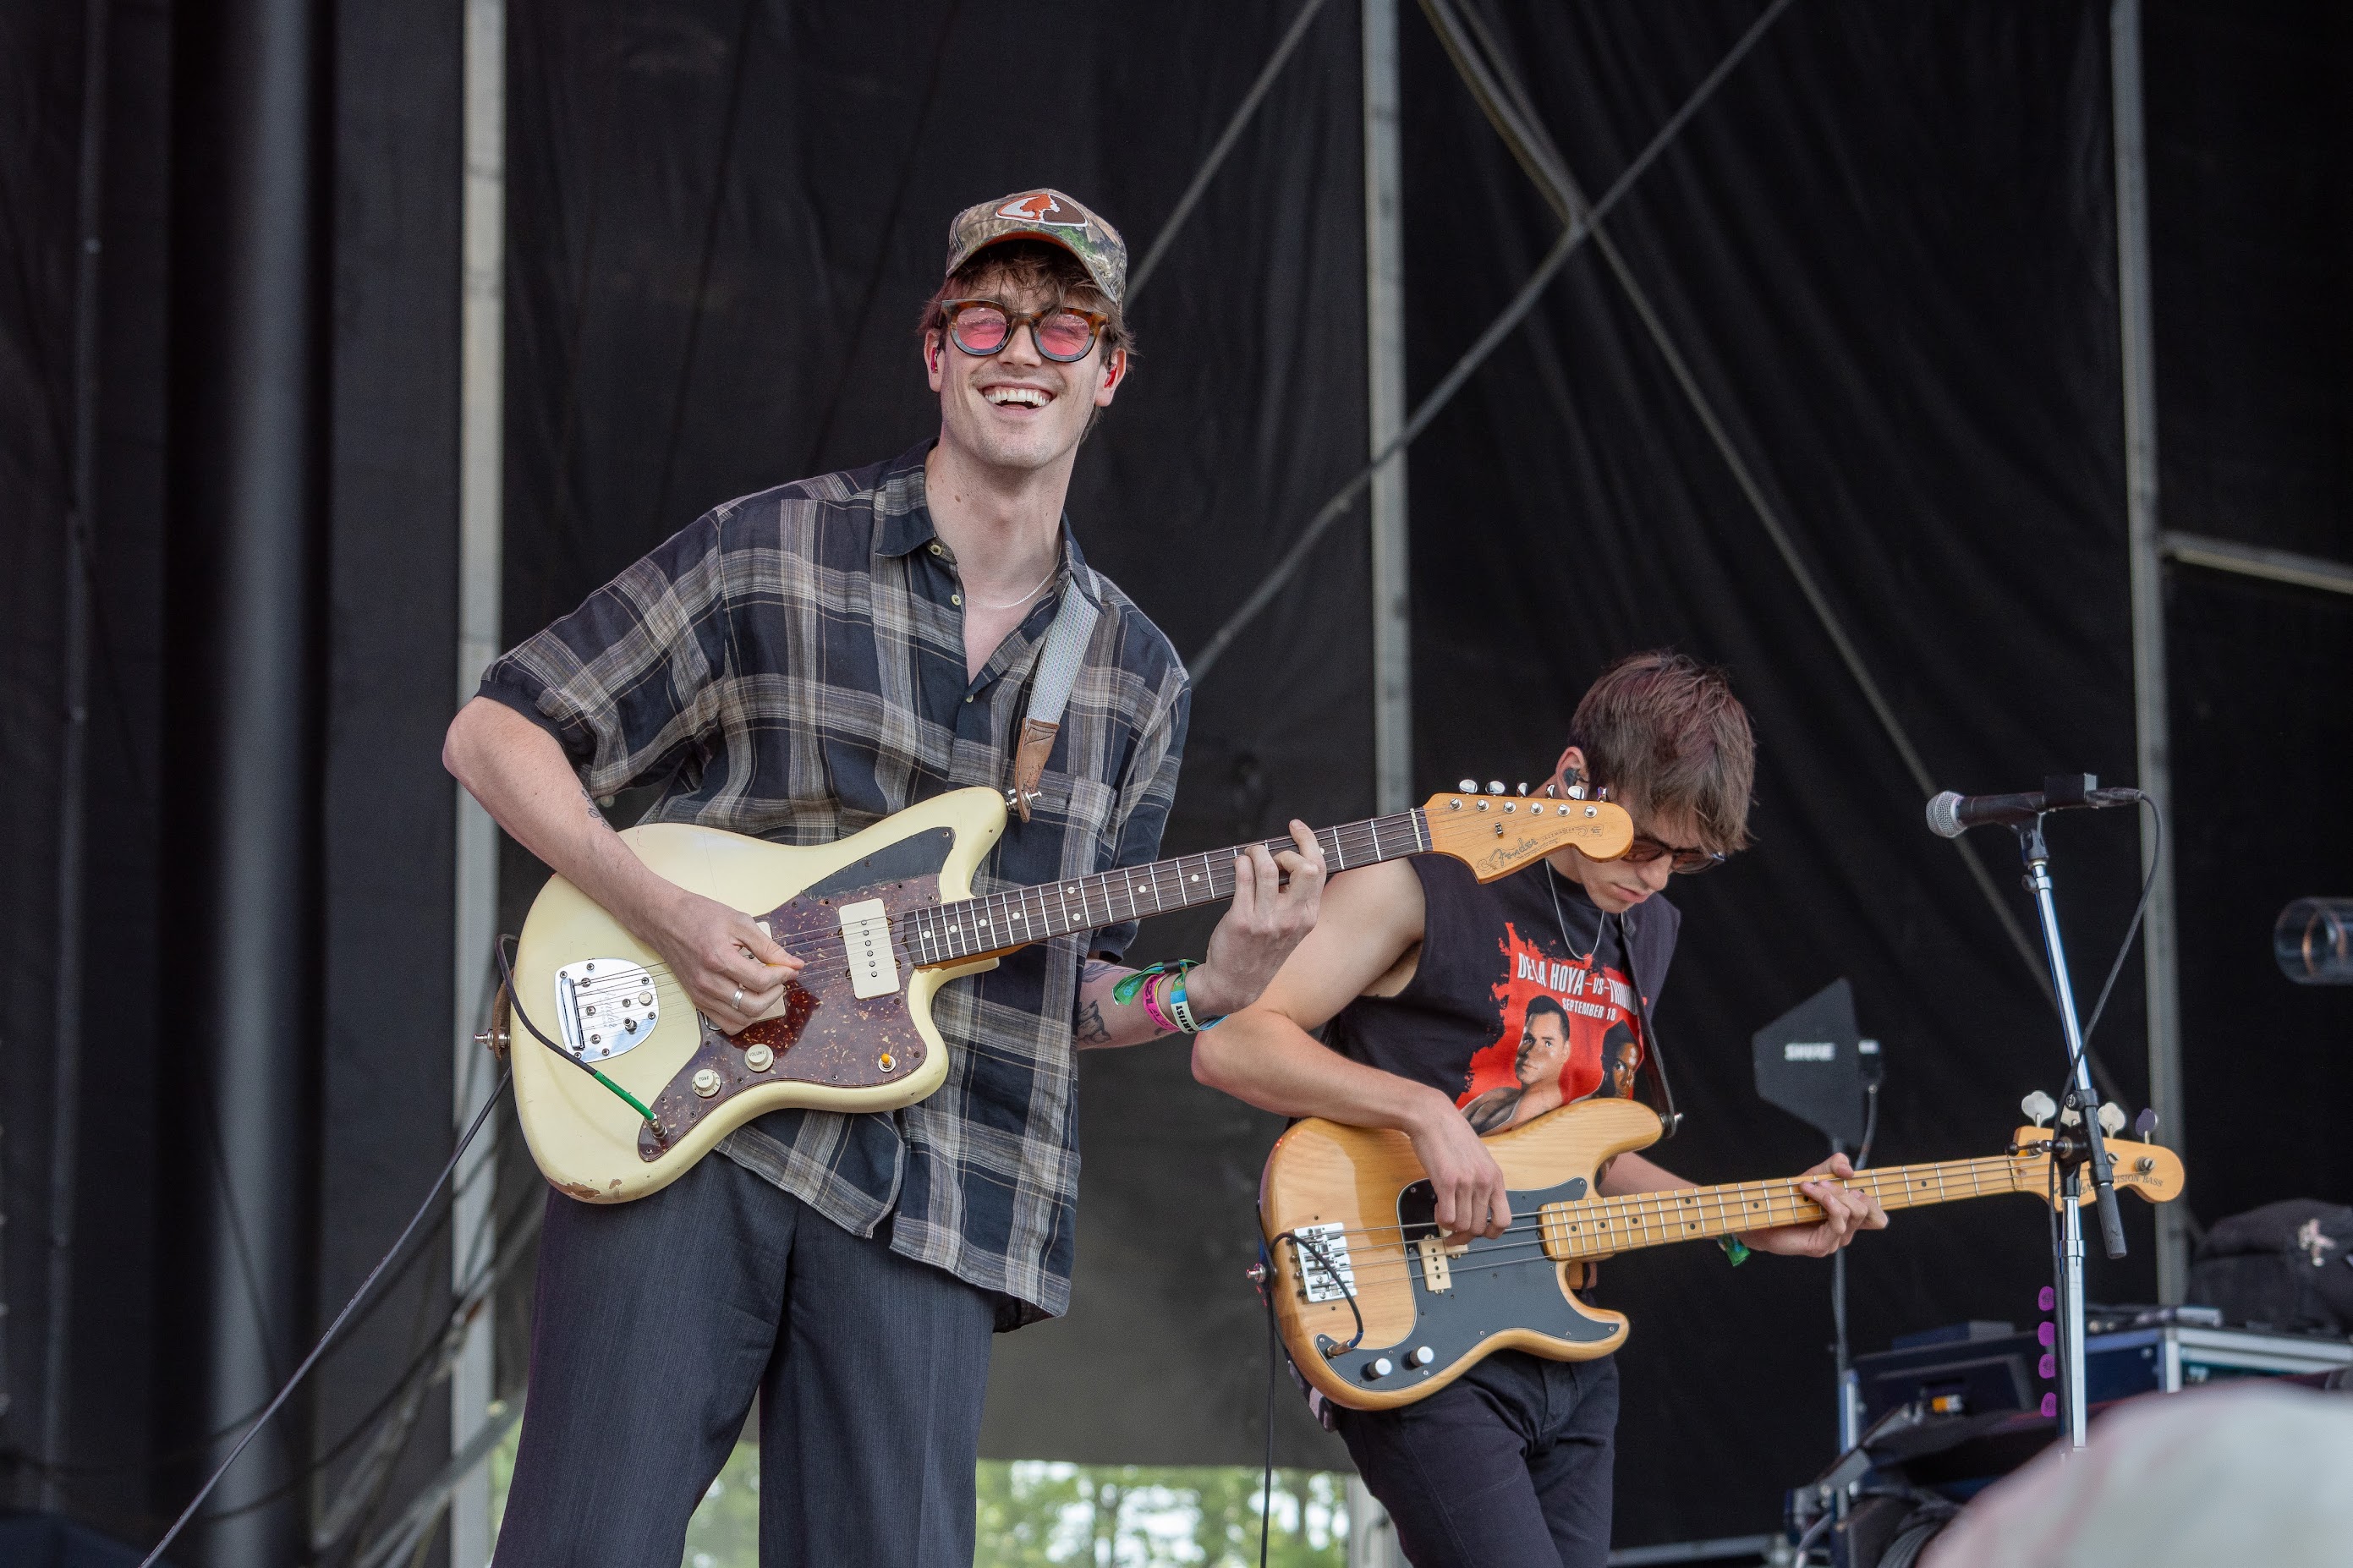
{"left": 2015, "top": 815, "right": 2129, "bottom": 1453}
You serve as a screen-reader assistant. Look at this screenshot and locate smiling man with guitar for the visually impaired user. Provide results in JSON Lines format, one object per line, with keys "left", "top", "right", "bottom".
{"left": 1197, "top": 651, "right": 1888, "bottom": 1568}
{"left": 443, "top": 190, "right": 1329, "bottom": 1568}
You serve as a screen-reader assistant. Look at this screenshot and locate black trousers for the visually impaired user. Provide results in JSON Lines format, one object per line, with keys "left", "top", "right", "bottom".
{"left": 492, "top": 1153, "right": 997, "bottom": 1568}
{"left": 1336, "top": 1351, "right": 1618, "bottom": 1568}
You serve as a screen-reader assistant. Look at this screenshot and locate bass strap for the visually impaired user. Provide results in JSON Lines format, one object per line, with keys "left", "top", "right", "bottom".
{"left": 1006, "top": 558, "right": 1100, "bottom": 823}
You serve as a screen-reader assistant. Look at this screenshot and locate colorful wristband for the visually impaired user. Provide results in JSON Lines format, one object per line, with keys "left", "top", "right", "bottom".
{"left": 1166, "top": 974, "right": 1220, "bottom": 1033}
{"left": 1113, "top": 958, "right": 1198, "bottom": 1006}
{"left": 1138, "top": 971, "right": 1180, "bottom": 1034}
{"left": 1719, "top": 1236, "right": 1752, "bottom": 1268}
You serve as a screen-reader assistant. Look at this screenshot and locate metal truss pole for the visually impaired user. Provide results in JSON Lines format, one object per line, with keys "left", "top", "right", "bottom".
{"left": 1365, "top": 0, "right": 1410, "bottom": 814}
{"left": 2110, "top": 0, "right": 2183, "bottom": 1302}
{"left": 451, "top": 0, "right": 507, "bottom": 1560}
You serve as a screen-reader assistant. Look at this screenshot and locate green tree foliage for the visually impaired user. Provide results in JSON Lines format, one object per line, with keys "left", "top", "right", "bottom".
{"left": 492, "top": 1425, "right": 1352, "bottom": 1567}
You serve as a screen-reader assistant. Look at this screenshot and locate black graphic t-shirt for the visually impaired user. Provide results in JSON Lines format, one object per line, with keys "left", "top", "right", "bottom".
{"left": 1326, "top": 856, "right": 1679, "bottom": 1134}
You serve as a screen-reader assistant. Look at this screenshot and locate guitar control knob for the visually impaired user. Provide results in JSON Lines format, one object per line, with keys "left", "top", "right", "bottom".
{"left": 692, "top": 1068, "right": 722, "bottom": 1098}
{"left": 1363, "top": 1357, "right": 1394, "bottom": 1381}
{"left": 1409, "top": 1346, "right": 1434, "bottom": 1368}
{"left": 1457, "top": 779, "right": 1478, "bottom": 793}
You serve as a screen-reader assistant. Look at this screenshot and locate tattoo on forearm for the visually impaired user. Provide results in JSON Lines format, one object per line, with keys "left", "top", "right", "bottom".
{"left": 579, "top": 785, "right": 606, "bottom": 823}
{"left": 1080, "top": 958, "right": 1128, "bottom": 986}
{"left": 1074, "top": 999, "right": 1114, "bottom": 1044}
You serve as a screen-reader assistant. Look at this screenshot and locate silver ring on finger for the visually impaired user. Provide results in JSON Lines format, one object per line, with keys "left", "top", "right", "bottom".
{"left": 732, "top": 985, "right": 745, "bottom": 1010}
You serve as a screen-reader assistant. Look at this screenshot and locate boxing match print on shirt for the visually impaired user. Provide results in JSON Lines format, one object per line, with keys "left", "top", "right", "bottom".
{"left": 1456, "top": 923, "right": 1644, "bottom": 1135}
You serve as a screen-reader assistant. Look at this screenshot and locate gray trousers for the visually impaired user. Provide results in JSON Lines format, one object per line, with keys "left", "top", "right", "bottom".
{"left": 492, "top": 1152, "right": 997, "bottom": 1568}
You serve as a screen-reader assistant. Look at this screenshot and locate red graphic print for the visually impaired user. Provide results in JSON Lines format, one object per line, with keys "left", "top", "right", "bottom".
{"left": 1455, "top": 923, "right": 1644, "bottom": 1134}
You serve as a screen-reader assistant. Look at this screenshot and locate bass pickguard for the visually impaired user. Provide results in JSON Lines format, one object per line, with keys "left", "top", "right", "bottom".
{"left": 1314, "top": 1173, "right": 1618, "bottom": 1393}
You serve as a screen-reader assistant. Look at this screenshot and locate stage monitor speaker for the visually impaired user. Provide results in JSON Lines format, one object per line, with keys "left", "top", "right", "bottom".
{"left": 1752, "top": 977, "right": 1874, "bottom": 1148}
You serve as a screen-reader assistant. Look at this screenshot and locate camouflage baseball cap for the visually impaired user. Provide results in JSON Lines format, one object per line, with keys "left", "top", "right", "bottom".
{"left": 944, "top": 189, "right": 1128, "bottom": 309}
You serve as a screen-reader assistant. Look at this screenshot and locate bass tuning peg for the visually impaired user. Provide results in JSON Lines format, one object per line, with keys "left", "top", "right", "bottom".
{"left": 2097, "top": 1103, "right": 2127, "bottom": 1138}
{"left": 2020, "top": 1090, "right": 2057, "bottom": 1127}
{"left": 2133, "top": 1108, "right": 2159, "bottom": 1139}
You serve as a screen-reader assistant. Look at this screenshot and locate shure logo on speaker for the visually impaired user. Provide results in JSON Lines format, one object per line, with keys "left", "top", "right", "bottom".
{"left": 1783, "top": 1042, "right": 1836, "bottom": 1062}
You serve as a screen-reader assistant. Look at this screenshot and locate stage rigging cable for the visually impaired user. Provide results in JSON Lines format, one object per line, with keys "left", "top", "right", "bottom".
{"left": 1411, "top": 0, "right": 2120, "bottom": 1067}
{"left": 1186, "top": 0, "right": 1796, "bottom": 680}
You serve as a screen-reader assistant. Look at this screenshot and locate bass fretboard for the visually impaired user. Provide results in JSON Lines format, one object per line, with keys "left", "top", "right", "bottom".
{"left": 901, "top": 810, "right": 1432, "bottom": 967}
{"left": 1537, "top": 1155, "right": 2031, "bottom": 1261}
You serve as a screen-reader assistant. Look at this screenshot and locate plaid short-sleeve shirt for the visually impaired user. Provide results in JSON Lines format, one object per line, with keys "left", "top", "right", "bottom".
{"left": 480, "top": 444, "right": 1189, "bottom": 1326}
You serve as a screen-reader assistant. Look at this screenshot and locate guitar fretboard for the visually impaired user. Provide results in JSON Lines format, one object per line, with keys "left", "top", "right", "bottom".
{"left": 1537, "top": 1155, "right": 2030, "bottom": 1261}
{"left": 900, "top": 810, "right": 1432, "bottom": 968}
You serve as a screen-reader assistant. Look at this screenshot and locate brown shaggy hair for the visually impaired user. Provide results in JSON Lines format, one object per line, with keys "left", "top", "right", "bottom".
{"left": 917, "top": 238, "right": 1133, "bottom": 360}
{"left": 1569, "top": 650, "right": 1756, "bottom": 856}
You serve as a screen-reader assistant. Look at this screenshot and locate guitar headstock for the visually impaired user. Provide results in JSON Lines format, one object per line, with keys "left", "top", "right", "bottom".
{"left": 1421, "top": 788, "right": 1634, "bottom": 883}
{"left": 2005, "top": 1129, "right": 2186, "bottom": 1209}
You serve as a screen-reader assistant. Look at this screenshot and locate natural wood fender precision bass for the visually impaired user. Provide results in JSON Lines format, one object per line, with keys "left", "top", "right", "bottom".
{"left": 498, "top": 784, "right": 1631, "bottom": 1203}
{"left": 1260, "top": 1096, "right": 2186, "bottom": 1412}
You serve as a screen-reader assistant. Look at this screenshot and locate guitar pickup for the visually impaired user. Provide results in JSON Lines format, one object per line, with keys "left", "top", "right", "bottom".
{"left": 1416, "top": 1232, "right": 1467, "bottom": 1293}
{"left": 836, "top": 898, "right": 900, "bottom": 1000}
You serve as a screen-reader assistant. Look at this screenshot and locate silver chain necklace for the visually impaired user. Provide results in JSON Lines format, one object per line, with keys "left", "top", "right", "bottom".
{"left": 1545, "top": 860, "right": 1608, "bottom": 970}
{"left": 971, "top": 557, "right": 1058, "bottom": 611}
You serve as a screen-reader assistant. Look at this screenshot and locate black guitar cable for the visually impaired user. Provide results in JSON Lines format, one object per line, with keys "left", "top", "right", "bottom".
{"left": 1255, "top": 1231, "right": 1366, "bottom": 1567}
{"left": 496, "top": 934, "right": 661, "bottom": 1128}
{"left": 138, "top": 1057, "right": 513, "bottom": 1568}
{"left": 1260, "top": 1246, "right": 1278, "bottom": 1568}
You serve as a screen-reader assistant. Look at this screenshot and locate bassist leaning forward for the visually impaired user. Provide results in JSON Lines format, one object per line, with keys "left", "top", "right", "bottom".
{"left": 1196, "top": 652, "right": 1888, "bottom": 1568}
{"left": 444, "top": 189, "right": 1325, "bottom": 1568}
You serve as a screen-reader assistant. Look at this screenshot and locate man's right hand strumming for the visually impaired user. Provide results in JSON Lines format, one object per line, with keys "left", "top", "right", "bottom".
{"left": 1403, "top": 1094, "right": 1514, "bottom": 1242}
{"left": 632, "top": 884, "right": 801, "bottom": 1035}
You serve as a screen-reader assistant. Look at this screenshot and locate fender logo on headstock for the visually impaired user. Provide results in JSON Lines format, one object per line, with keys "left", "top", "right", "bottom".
{"left": 1476, "top": 836, "right": 1554, "bottom": 875}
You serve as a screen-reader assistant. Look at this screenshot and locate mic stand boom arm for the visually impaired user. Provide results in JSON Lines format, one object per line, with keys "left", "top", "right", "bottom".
{"left": 2016, "top": 816, "right": 2128, "bottom": 1453}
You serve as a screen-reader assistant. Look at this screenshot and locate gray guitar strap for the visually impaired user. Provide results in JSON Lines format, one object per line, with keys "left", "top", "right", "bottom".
{"left": 1006, "top": 560, "right": 1099, "bottom": 823}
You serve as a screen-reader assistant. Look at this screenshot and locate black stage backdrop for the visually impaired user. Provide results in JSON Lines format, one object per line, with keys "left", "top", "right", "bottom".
{"left": 4, "top": 0, "right": 2350, "bottom": 1556}
{"left": 1388, "top": 3, "right": 2147, "bottom": 1543}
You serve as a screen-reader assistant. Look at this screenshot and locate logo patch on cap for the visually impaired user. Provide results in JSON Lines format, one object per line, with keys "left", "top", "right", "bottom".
{"left": 994, "top": 191, "right": 1089, "bottom": 230}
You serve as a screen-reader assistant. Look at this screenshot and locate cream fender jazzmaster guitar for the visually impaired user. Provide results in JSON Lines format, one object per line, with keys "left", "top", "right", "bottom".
{"left": 500, "top": 784, "right": 1631, "bottom": 1203}
{"left": 1260, "top": 1096, "right": 2186, "bottom": 1412}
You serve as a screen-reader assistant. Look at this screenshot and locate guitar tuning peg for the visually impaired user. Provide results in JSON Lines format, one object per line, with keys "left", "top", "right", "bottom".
{"left": 2098, "top": 1103, "right": 2127, "bottom": 1138}
{"left": 2134, "top": 1108, "right": 2159, "bottom": 1139}
{"left": 1486, "top": 781, "right": 1506, "bottom": 796}
{"left": 1516, "top": 781, "right": 1530, "bottom": 795}
{"left": 1456, "top": 779, "right": 1478, "bottom": 793}
{"left": 2020, "top": 1090, "right": 2057, "bottom": 1127}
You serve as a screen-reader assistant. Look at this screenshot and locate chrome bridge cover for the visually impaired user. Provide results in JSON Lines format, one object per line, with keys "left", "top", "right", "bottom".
{"left": 1290, "top": 1223, "right": 1356, "bottom": 1303}
{"left": 555, "top": 959, "right": 660, "bottom": 1062}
